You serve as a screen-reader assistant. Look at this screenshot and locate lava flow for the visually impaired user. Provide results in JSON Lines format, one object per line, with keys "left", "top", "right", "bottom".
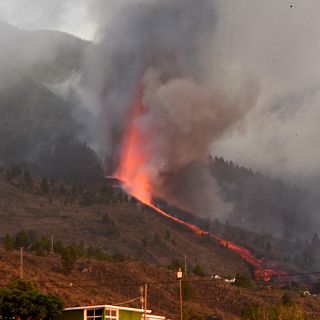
{"left": 115, "top": 89, "right": 152, "bottom": 203}
{"left": 114, "top": 89, "right": 274, "bottom": 282}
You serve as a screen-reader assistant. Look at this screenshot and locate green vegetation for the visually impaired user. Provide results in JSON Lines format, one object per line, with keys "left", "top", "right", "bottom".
{"left": 241, "top": 294, "right": 309, "bottom": 320}
{"left": 152, "top": 233, "right": 164, "bottom": 247}
{"left": 102, "top": 213, "right": 121, "bottom": 239}
{"left": 0, "top": 279, "right": 63, "bottom": 320}
{"left": 3, "top": 230, "right": 132, "bottom": 274}
{"left": 168, "top": 259, "right": 182, "bottom": 270}
{"left": 192, "top": 264, "right": 206, "bottom": 277}
{"left": 182, "top": 279, "right": 194, "bottom": 301}
{"left": 183, "top": 307, "right": 206, "bottom": 320}
{"left": 61, "top": 246, "right": 78, "bottom": 274}
{"left": 233, "top": 273, "right": 253, "bottom": 288}
{"left": 4, "top": 234, "right": 14, "bottom": 251}
{"left": 1, "top": 166, "right": 128, "bottom": 208}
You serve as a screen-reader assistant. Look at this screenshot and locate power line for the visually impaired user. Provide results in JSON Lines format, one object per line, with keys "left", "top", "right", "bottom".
{"left": 24, "top": 269, "right": 320, "bottom": 285}
{"left": 114, "top": 297, "right": 141, "bottom": 306}
{"left": 19, "top": 273, "right": 320, "bottom": 289}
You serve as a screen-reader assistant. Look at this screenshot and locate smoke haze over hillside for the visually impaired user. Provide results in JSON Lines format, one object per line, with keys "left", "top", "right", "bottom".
{"left": 2, "top": 0, "right": 320, "bottom": 181}
{"left": 1, "top": 1, "right": 320, "bottom": 225}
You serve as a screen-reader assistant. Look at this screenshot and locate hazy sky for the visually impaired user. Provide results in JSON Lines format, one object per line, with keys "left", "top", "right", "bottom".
{"left": 1, "top": 0, "right": 320, "bottom": 180}
{"left": 0, "top": 0, "right": 95, "bottom": 39}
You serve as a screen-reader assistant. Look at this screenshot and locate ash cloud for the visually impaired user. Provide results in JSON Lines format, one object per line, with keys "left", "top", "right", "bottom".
{"left": 210, "top": 0, "right": 320, "bottom": 182}
{"left": 85, "top": 0, "right": 258, "bottom": 219}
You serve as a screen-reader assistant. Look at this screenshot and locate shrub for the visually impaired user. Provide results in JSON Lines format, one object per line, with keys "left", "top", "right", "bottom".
{"left": 183, "top": 307, "right": 204, "bottom": 320}
{"left": 233, "top": 273, "right": 253, "bottom": 288}
{"left": 15, "top": 230, "right": 31, "bottom": 249}
{"left": 41, "top": 178, "right": 50, "bottom": 194}
{"left": 168, "top": 259, "right": 182, "bottom": 270}
{"left": 23, "top": 170, "right": 33, "bottom": 190}
{"left": 182, "top": 279, "right": 194, "bottom": 301}
{"left": 192, "top": 264, "right": 206, "bottom": 277}
{"left": 54, "top": 240, "right": 64, "bottom": 255}
{"left": 111, "top": 252, "right": 126, "bottom": 262}
{"left": 152, "top": 234, "right": 163, "bottom": 247}
{"left": 164, "top": 229, "right": 171, "bottom": 240}
{"left": 61, "top": 246, "right": 77, "bottom": 274}
{"left": 33, "top": 236, "right": 51, "bottom": 256}
{"left": 4, "top": 169, "right": 13, "bottom": 181}
{"left": 281, "top": 293, "right": 293, "bottom": 306}
{"left": 4, "top": 234, "right": 14, "bottom": 251}
{"left": 241, "top": 303, "right": 309, "bottom": 320}
{"left": 102, "top": 215, "right": 120, "bottom": 239}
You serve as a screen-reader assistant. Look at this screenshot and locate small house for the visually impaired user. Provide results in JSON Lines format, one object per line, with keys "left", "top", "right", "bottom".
{"left": 60, "top": 305, "right": 165, "bottom": 320}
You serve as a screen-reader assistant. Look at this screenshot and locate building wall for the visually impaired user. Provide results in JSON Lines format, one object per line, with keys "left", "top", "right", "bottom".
{"left": 119, "top": 310, "right": 143, "bottom": 320}
{"left": 60, "top": 310, "right": 84, "bottom": 320}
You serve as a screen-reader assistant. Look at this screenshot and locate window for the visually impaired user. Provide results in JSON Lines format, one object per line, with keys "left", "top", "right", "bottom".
{"left": 105, "top": 308, "right": 118, "bottom": 320}
{"left": 86, "top": 308, "right": 104, "bottom": 320}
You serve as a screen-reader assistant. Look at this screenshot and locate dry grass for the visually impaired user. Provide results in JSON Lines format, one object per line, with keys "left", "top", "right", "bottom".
{"left": 0, "top": 173, "right": 249, "bottom": 275}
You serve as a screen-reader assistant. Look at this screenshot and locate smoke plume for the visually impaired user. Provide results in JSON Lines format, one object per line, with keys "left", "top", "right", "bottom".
{"left": 85, "top": 0, "right": 258, "bottom": 218}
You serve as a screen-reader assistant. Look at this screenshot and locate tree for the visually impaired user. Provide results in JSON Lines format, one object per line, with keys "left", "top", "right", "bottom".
{"left": 15, "top": 230, "right": 30, "bottom": 249}
{"left": 33, "top": 236, "right": 51, "bottom": 256}
{"left": 182, "top": 278, "right": 194, "bottom": 301}
{"left": 233, "top": 273, "right": 253, "bottom": 288}
{"left": 0, "top": 279, "right": 63, "bottom": 320}
{"left": 23, "top": 170, "right": 33, "bottom": 190}
{"left": 152, "top": 234, "right": 163, "bottom": 247}
{"left": 61, "top": 246, "right": 77, "bottom": 274}
{"left": 192, "top": 264, "right": 206, "bottom": 277}
{"left": 4, "top": 234, "right": 14, "bottom": 251}
{"left": 55, "top": 240, "right": 64, "bottom": 255}
{"left": 168, "top": 259, "right": 182, "bottom": 270}
{"left": 164, "top": 229, "right": 171, "bottom": 240}
{"left": 41, "top": 178, "right": 50, "bottom": 194}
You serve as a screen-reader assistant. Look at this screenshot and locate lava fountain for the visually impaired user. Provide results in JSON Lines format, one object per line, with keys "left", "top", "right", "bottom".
{"left": 115, "top": 89, "right": 152, "bottom": 203}
{"left": 114, "top": 89, "right": 274, "bottom": 281}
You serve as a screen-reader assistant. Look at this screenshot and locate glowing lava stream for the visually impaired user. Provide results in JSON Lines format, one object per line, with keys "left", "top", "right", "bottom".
{"left": 114, "top": 89, "right": 274, "bottom": 281}
{"left": 115, "top": 89, "right": 152, "bottom": 204}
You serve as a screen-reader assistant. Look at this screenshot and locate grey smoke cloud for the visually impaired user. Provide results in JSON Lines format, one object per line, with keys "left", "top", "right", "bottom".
{"left": 2, "top": 0, "right": 320, "bottom": 182}
{"left": 2, "top": 0, "right": 320, "bottom": 211}
{"left": 211, "top": 0, "right": 320, "bottom": 180}
{"left": 83, "top": 0, "right": 258, "bottom": 218}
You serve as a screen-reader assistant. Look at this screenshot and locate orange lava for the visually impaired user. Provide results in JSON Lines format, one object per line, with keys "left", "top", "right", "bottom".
{"left": 114, "top": 89, "right": 275, "bottom": 282}
{"left": 115, "top": 89, "right": 151, "bottom": 203}
{"left": 147, "top": 203, "right": 273, "bottom": 281}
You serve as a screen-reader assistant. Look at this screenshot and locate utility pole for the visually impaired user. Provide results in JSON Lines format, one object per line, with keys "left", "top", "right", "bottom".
{"left": 19, "top": 247, "right": 24, "bottom": 279}
{"left": 143, "top": 284, "right": 148, "bottom": 320}
{"left": 177, "top": 268, "right": 183, "bottom": 320}
{"left": 140, "top": 286, "right": 144, "bottom": 309}
{"left": 184, "top": 255, "right": 187, "bottom": 276}
{"left": 51, "top": 234, "right": 54, "bottom": 254}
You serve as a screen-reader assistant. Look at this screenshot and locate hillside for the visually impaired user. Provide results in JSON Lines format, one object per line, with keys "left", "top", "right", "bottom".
{"left": 0, "top": 21, "right": 96, "bottom": 174}
{"left": 1, "top": 247, "right": 320, "bottom": 319}
{"left": 2, "top": 169, "right": 320, "bottom": 319}
{"left": 0, "top": 169, "right": 249, "bottom": 276}
{"left": 0, "top": 20, "right": 89, "bottom": 84}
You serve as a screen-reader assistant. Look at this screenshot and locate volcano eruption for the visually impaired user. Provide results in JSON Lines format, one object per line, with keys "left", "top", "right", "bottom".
{"left": 113, "top": 88, "right": 275, "bottom": 281}
{"left": 87, "top": 0, "right": 270, "bottom": 279}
